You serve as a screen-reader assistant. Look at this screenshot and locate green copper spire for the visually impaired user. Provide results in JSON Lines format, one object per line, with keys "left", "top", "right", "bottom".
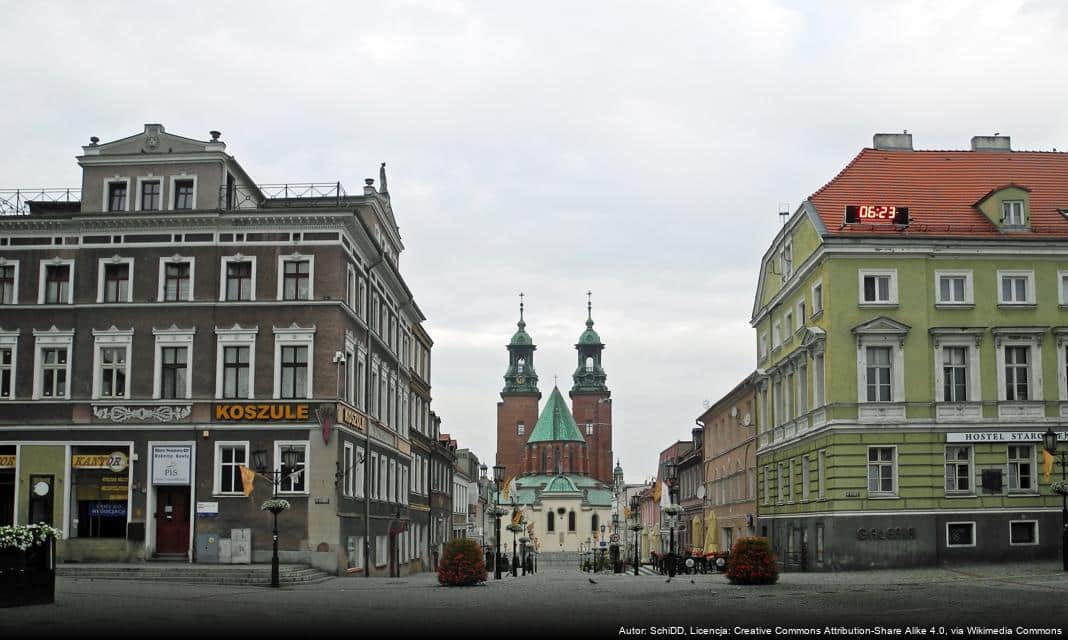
{"left": 503, "top": 292, "right": 540, "bottom": 395}
{"left": 526, "top": 386, "right": 585, "bottom": 443}
{"left": 572, "top": 292, "right": 607, "bottom": 393}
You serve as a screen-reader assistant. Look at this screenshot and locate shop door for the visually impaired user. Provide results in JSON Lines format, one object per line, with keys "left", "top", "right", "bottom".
{"left": 154, "top": 486, "right": 190, "bottom": 554}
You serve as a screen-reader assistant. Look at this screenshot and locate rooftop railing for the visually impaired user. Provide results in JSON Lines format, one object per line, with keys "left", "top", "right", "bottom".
{"left": 221, "top": 182, "right": 349, "bottom": 209}
{"left": 0, "top": 188, "right": 80, "bottom": 215}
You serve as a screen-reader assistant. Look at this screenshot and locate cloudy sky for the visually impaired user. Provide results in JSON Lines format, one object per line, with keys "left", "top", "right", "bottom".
{"left": 3, "top": 0, "right": 1068, "bottom": 481}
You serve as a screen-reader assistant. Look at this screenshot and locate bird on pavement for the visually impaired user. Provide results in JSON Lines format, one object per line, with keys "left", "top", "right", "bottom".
{"left": 588, "top": 578, "right": 597, "bottom": 584}
{"left": 665, "top": 577, "right": 671, "bottom": 583}
{"left": 690, "top": 579, "right": 695, "bottom": 584}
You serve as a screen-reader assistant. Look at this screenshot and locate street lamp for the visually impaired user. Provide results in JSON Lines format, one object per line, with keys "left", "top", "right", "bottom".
{"left": 252, "top": 447, "right": 301, "bottom": 588}
{"left": 493, "top": 464, "right": 504, "bottom": 580}
{"left": 630, "top": 494, "right": 642, "bottom": 576}
{"left": 1043, "top": 428, "right": 1067, "bottom": 572}
{"left": 665, "top": 457, "right": 679, "bottom": 578}
{"left": 479, "top": 464, "right": 489, "bottom": 561}
{"left": 508, "top": 509, "right": 521, "bottom": 578}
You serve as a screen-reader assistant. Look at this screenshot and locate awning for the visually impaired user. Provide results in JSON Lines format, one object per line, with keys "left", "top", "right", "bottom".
{"left": 704, "top": 511, "right": 718, "bottom": 553}
{"left": 690, "top": 515, "right": 703, "bottom": 554}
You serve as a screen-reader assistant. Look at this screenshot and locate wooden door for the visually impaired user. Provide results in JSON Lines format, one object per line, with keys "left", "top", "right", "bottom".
{"left": 155, "top": 486, "right": 190, "bottom": 554}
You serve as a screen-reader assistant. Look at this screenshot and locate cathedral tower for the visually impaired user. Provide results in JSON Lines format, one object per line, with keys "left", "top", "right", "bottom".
{"left": 495, "top": 296, "right": 541, "bottom": 480}
{"left": 570, "top": 294, "right": 613, "bottom": 484}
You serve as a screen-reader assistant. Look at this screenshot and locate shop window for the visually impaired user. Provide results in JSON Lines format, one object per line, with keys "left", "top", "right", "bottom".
{"left": 0, "top": 446, "right": 14, "bottom": 526}
{"left": 946, "top": 521, "right": 975, "bottom": 548}
{"left": 347, "top": 536, "right": 365, "bottom": 570}
{"left": 815, "top": 523, "right": 824, "bottom": 563}
{"left": 71, "top": 447, "right": 130, "bottom": 539}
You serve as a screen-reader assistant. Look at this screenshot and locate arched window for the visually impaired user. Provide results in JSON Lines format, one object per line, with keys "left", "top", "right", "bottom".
{"left": 547, "top": 511, "right": 555, "bottom": 532}
{"left": 568, "top": 511, "right": 576, "bottom": 532}
{"left": 585, "top": 356, "right": 594, "bottom": 372}
{"left": 517, "top": 358, "right": 525, "bottom": 373}
{"left": 540, "top": 448, "right": 547, "bottom": 473}
{"left": 591, "top": 514, "right": 599, "bottom": 532}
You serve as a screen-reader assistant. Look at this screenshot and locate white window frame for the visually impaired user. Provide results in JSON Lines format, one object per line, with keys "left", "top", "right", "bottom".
{"left": 759, "top": 332, "right": 768, "bottom": 360}
{"left": 379, "top": 455, "right": 388, "bottom": 502}
{"left": 772, "top": 321, "right": 781, "bottom": 349}
{"left": 38, "top": 258, "right": 75, "bottom": 305}
{"left": 795, "top": 298, "right": 806, "bottom": 332}
{"left": 1007, "top": 444, "right": 1037, "bottom": 494}
{"left": 369, "top": 452, "right": 379, "bottom": 500}
{"left": 354, "top": 444, "right": 366, "bottom": 498}
{"left": 784, "top": 311, "right": 793, "bottom": 339}
{"left": 1001, "top": 200, "right": 1025, "bottom": 226}
{"left": 277, "top": 253, "right": 315, "bottom": 301}
{"left": 219, "top": 254, "right": 257, "bottom": 302}
{"left": 343, "top": 442, "right": 355, "bottom": 498}
{"left": 274, "top": 440, "right": 309, "bottom": 495}
{"left": 1008, "top": 519, "right": 1040, "bottom": 547}
{"left": 997, "top": 270, "right": 1035, "bottom": 306}
{"left": 943, "top": 445, "right": 973, "bottom": 495}
{"left": 0, "top": 330, "right": 19, "bottom": 399}
{"left": 375, "top": 535, "right": 388, "bottom": 567}
{"left": 347, "top": 535, "right": 365, "bottom": 570}
{"left": 157, "top": 256, "right": 195, "bottom": 302}
{"left": 1059, "top": 271, "right": 1068, "bottom": 307}
{"left": 776, "top": 462, "right": 785, "bottom": 504}
{"left": 813, "top": 352, "right": 826, "bottom": 408}
{"left": 945, "top": 521, "right": 976, "bottom": 548}
{"left": 801, "top": 455, "right": 810, "bottom": 502}
{"left": 152, "top": 326, "right": 195, "bottom": 400}
{"left": 91, "top": 328, "right": 134, "bottom": 400}
{"left": 273, "top": 325, "right": 315, "bottom": 400}
{"left": 103, "top": 177, "right": 132, "bottom": 212}
{"left": 933, "top": 339, "right": 982, "bottom": 404}
{"left": 134, "top": 175, "right": 165, "bottom": 212}
{"left": 786, "top": 459, "right": 794, "bottom": 503}
{"left": 995, "top": 335, "right": 1043, "bottom": 402}
{"left": 167, "top": 174, "right": 198, "bottom": 211}
{"left": 858, "top": 269, "right": 898, "bottom": 305}
{"left": 214, "top": 325, "right": 258, "bottom": 399}
{"left": 856, "top": 336, "right": 905, "bottom": 404}
{"left": 762, "top": 466, "right": 770, "bottom": 505}
{"left": 0, "top": 258, "right": 20, "bottom": 304}
{"left": 866, "top": 445, "right": 898, "bottom": 498}
{"left": 96, "top": 256, "right": 135, "bottom": 303}
{"left": 32, "top": 328, "right": 74, "bottom": 400}
{"left": 817, "top": 449, "right": 826, "bottom": 500}
{"left": 934, "top": 270, "right": 974, "bottom": 306}
{"left": 811, "top": 280, "right": 824, "bottom": 316}
{"left": 213, "top": 441, "right": 250, "bottom": 496}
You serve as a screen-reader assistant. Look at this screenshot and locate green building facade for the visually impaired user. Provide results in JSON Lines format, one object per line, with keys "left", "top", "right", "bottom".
{"left": 751, "top": 134, "right": 1068, "bottom": 570}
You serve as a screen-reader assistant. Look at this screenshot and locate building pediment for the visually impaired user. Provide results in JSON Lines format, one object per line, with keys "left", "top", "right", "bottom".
{"left": 852, "top": 316, "right": 911, "bottom": 336}
{"left": 81, "top": 124, "right": 224, "bottom": 157}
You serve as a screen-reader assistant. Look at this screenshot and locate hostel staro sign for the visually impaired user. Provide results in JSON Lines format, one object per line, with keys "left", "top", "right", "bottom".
{"left": 214, "top": 404, "right": 310, "bottom": 421}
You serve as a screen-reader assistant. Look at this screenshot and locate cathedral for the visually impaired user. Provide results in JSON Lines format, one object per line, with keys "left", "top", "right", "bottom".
{"left": 494, "top": 297, "right": 621, "bottom": 554}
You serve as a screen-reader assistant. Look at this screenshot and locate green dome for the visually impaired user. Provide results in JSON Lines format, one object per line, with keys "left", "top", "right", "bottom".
{"left": 544, "top": 475, "right": 580, "bottom": 494}
{"left": 510, "top": 318, "right": 533, "bottom": 346}
{"left": 578, "top": 326, "right": 601, "bottom": 345}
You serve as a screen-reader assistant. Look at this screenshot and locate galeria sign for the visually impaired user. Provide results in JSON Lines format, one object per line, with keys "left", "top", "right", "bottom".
{"left": 214, "top": 404, "right": 310, "bottom": 421}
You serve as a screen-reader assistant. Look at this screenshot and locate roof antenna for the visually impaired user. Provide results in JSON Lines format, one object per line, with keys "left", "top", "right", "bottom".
{"left": 778, "top": 202, "right": 790, "bottom": 226}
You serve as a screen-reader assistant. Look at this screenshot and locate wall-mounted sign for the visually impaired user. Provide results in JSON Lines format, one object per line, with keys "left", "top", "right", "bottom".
{"left": 73, "top": 451, "right": 129, "bottom": 472}
{"left": 88, "top": 502, "right": 127, "bottom": 518}
{"left": 337, "top": 403, "right": 367, "bottom": 432}
{"left": 845, "top": 205, "right": 909, "bottom": 225}
{"left": 214, "top": 404, "right": 310, "bottom": 421}
{"left": 856, "top": 527, "right": 916, "bottom": 541}
{"left": 196, "top": 501, "right": 219, "bottom": 517}
{"left": 0, "top": 455, "right": 14, "bottom": 468}
{"left": 947, "top": 431, "right": 1068, "bottom": 443}
{"left": 152, "top": 445, "right": 192, "bottom": 485}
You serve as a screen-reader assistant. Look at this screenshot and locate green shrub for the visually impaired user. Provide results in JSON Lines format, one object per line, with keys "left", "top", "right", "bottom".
{"left": 725, "top": 537, "right": 779, "bottom": 585}
{"left": 437, "top": 538, "right": 488, "bottom": 586}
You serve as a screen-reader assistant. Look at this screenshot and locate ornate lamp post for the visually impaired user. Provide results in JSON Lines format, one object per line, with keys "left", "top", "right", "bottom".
{"left": 630, "top": 494, "right": 642, "bottom": 576}
{"left": 1043, "top": 428, "right": 1068, "bottom": 572}
{"left": 665, "top": 457, "right": 680, "bottom": 578}
{"left": 508, "top": 511, "right": 522, "bottom": 578}
{"left": 492, "top": 464, "right": 504, "bottom": 580}
{"left": 252, "top": 447, "right": 301, "bottom": 588}
{"left": 479, "top": 463, "right": 489, "bottom": 560}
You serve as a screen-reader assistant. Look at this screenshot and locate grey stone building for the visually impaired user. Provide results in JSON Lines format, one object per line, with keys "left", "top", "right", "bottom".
{"left": 0, "top": 124, "right": 436, "bottom": 576}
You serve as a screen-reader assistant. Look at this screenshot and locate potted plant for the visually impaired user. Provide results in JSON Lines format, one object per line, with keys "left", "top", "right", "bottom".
{"left": 1051, "top": 481, "right": 1068, "bottom": 496}
{"left": 725, "top": 537, "right": 779, "bottom": 585}
{"left": 0, "top": 523, "right": 62, "bottom": 607}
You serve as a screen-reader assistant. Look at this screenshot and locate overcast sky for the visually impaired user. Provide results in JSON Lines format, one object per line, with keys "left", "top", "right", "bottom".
{"left": 3, "top": 0, "right": 1068, "bottom": 482}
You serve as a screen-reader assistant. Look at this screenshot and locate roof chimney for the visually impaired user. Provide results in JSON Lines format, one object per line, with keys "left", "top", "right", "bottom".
{"left": 873, "top": 132, "right": 913, "bottom": 151}
{"left": 971, "top": 135, "right": 1011, "bottom": 152}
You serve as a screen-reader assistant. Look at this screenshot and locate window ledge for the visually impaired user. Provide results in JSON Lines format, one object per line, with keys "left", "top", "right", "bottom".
{"left": 867, "top": 495, "right": 900, "bottom": 500}
{"left": 943, "top": 494, "right": 976, "bottom": 499}
{"left": 935, "top": 303, "right": 975, "bottom": 310}
{"left": 858, "top": 303, "right": 898, "bottom": 309}
{"left": 997, "top": 303, "right": 1036, "bottom": 310}
{"left": 1005, "top": 492, "right": 1040, "bottom": 497}
{"left": 211, "top": 493, "right": 248, "bottom": 499}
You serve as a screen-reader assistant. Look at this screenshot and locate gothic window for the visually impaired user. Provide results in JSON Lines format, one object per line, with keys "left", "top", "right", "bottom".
{"left": 517, "top": 358, "right": 525, "bottom": 373}
{"left": 547, "top": 511, "right": 555, "bottom": 532}
{"left": 585, "top": 356, "right": 594, "bottom": 372}
{"left": 568, "top": 511, "right": 576, "bottom": 532}
{"left": 591, "top": 514, "right": 599, "bottom": 532}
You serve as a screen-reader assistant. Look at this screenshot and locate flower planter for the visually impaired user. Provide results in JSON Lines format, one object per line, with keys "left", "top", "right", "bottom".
{"left": 0, "top": 537, "right": 56, "bottom": 607}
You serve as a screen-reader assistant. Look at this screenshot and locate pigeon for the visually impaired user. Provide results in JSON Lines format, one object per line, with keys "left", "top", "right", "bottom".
{"left": 665, "top": 577, "right": 672, "bottom": 583}
{"left": 690, "top": 579, "right": 695, "bottom": 584}
{"left": 588, "top": 578, "right": 597, "bottom": 584}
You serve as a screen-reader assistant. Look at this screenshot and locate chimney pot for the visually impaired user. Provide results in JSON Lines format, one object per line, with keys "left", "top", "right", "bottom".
{"left": 873, "top": 132, "right": 913, "bottom": 151}
{"left": 89, "top": 136, "right": 99, "bottom": 146}
{"left": 210, "top": 130, "right": 221, "bottom": 141}
{"left": 971, "top": 135, "right": 1011, "bottom": 152}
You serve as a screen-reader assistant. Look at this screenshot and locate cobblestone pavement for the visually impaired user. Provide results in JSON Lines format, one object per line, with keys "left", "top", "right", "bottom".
{"left": 4, "top": 562, "right": 1067, "bottom": 638}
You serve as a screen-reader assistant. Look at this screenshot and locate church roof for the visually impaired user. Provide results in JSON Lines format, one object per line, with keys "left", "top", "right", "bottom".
{"left": 525, "top": 386, "right": 585, "bottom": 443}
{"left": 544, "top": 475, "right": 580, "bottom": 493}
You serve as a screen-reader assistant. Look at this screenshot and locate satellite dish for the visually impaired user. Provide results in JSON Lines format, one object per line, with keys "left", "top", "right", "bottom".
{"left": 696, "top": 485, "right": 706, "bottom": 500}
{"left": 742, "top": 413, "right": 752, "bottom": 427}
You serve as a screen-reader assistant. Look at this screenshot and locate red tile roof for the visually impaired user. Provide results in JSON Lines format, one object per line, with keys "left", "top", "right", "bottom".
{"left": 809, "top": 149, "right": 1068, "bottom": 238}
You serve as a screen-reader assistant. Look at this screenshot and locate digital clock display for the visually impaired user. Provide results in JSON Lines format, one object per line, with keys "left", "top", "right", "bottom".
{"left": 845, "top": 205, "right": 909, "bottom": 225}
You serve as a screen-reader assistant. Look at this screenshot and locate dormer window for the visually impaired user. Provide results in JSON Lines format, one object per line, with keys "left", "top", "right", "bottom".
{"left": 1002, "top": 200, "right": 1025, "bottom": 226}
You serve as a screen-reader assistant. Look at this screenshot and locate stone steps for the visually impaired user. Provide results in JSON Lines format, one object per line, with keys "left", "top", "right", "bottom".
{"left": 56, "top": 565, "right": 333, "bottom": 586}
